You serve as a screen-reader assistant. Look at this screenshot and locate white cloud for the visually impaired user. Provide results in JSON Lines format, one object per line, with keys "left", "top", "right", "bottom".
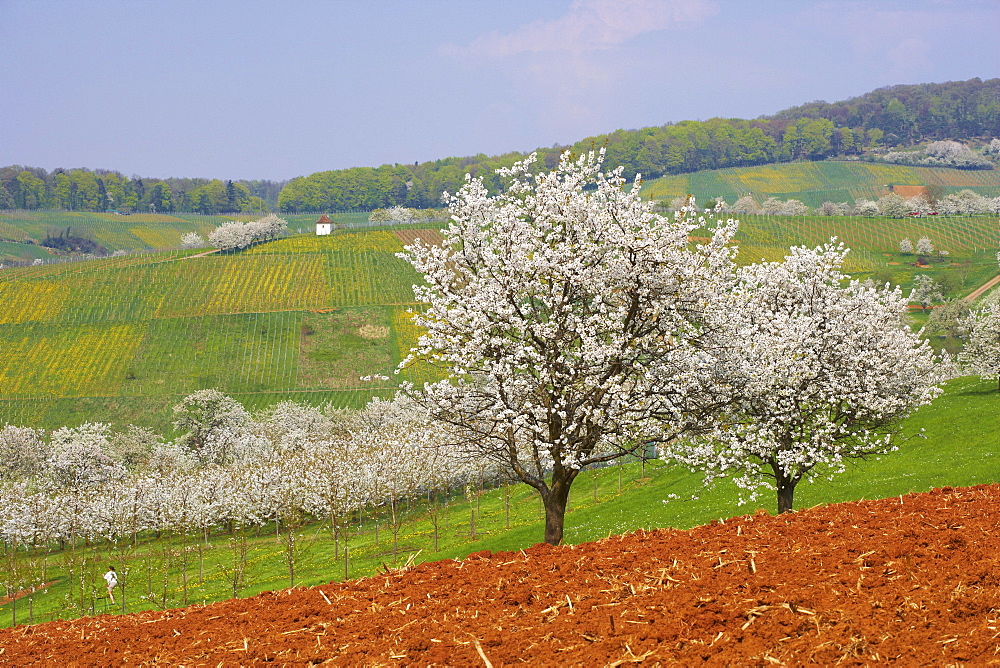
{"left": 442, "top": 0, "right": 718, "bottom": 58}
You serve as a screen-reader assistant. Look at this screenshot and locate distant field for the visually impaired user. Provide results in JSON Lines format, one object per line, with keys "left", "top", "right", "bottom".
{"left": 0, "top": 211, "right": 376, "bottom": 262}
{"left": 642, "top": 161, "right": 1000, "bottom": 207}
{"left": 719, "top": 213, "right": 1000, "bottom": 274}
{"left": 0, "top": 226, "right": 436, "bottom": 432}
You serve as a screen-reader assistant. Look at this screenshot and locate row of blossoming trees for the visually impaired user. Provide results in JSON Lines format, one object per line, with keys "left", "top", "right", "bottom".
{"left": 669, "top": 189, "right": 1000, "bottom": 217}
{"left": 178, "top": 213, "right": 289, "bottom": 251}
{"left": 0, "top": 393, "right": 487, "bottom": 551}
{"left": 4, "top": 150, "right": 998, "bottom": 565}
{"left": 0, "top": 392, "right": 494, "bottom": 620}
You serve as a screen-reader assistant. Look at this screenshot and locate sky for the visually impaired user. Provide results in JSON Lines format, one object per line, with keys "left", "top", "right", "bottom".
{"left": 2, "top": 0, "right": 998, "bottom": 182}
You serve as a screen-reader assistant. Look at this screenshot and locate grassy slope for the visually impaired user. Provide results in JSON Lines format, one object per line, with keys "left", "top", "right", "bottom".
{"left": 1, "top": 209, "right": 998, "bottom": 430}
{"left": 2, "top": 376, "right": 996, "bottom": 627}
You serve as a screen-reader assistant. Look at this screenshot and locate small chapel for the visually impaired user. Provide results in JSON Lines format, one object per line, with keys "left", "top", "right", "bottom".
{"left": 315, "top": 214, "right": 333, "bottom": 236}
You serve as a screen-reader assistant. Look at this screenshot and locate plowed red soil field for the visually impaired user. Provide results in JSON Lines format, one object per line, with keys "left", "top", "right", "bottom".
{"left": 2, "top": 484, "right": 998, "bottom": 666}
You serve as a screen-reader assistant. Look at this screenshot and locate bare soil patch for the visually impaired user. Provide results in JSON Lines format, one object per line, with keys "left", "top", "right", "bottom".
{"left": 2, "top": 484, "right": 998, "bottom": 665}
{"left": 891, "top": 185, "right": 930, "bottom": 199}
{"left": 394, "top": 229, "right": 445, "bottom": 247}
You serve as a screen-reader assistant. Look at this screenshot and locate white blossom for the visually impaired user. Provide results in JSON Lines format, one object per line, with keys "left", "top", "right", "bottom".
{"left": 957, "top": 302, "right": 1000, "bottom": 391}
{"left": 909, "top": 274, "right": 943, "bottom": 310}
{"left": 180, "top": 232, "right": 206, "bottom": 248}
{"left": 398, "top": 149, "right": 737, "bottom": 544}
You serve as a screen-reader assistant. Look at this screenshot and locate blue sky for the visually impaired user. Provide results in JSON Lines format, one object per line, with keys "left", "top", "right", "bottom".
{"left": 2, "top": 0, "right": 997, "bottom": 182}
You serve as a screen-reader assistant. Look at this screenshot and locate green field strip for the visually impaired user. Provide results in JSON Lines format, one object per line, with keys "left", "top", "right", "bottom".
{"left": 124, "top": 312, "right": 302, "bottom": 396}
{"left": 686, "top": 170, "right": 741, "bottom": 203}
{"left": 296, "top": 306, "right": 397, "bottom": 389}
{"left": 327, "top": 251, "right": 422, "bottom": 307}
{"left": 641, "top": 161, "right": 1000, "bottom": 205}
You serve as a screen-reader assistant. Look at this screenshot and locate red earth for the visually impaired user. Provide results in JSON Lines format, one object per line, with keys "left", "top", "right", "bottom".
{"left": 1, "top": 484, "right": 998, "bottom": 666}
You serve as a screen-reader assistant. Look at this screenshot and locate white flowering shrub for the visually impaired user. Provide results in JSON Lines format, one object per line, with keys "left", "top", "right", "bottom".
{"left": 937, "top": 190, "right": 991, "bottom": 216}
{"left": 779, "top": 199, "right": 810, "bottom": 216}
{"left": 877, "top": 193, "right": 908, "bottom": 218}
{"left": 0, "top": 425, "right": 48, "bottom": 482}
{"left": 254, "top": 400, "right": 336, "bottom": 453}
{"left": 172, "top": 390, "right": 268, "bottom": 466}
{"left": 731, "top": 195, "right": 758, "bottom": 214}
{"left": 759, "top": 197, "right": 785, "bottom": 215}
{"left": 854, "top": 198, "right": 879, "bottom": 216}
{"left": 45, "top": 423, "right": 123, "bottom": 489}
{"left": 915, "top": 236, "right": 935, "bottom": 256}
{"left": 208, "top": 222, "right": 253, "bottom": 251}
{"left": 880, "top": 140, "right": 992, "bottom": 169}
{"left": 910, "top": 274, "right": 943, "bottom": 310}
{"left": 208, "top": 215, "right": 288, "bottom": 251}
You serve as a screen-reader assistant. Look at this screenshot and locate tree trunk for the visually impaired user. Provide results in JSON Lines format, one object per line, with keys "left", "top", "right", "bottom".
{"left": 540, "top": 476, "right": 574, "bottom": 546}
{"left": 775, "top": 468, "right": 797, "bottom": 514}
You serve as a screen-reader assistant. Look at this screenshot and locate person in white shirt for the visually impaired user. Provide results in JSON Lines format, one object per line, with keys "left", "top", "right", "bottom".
{"left": 104, "top": 566, "right": 118, "bottom": 604}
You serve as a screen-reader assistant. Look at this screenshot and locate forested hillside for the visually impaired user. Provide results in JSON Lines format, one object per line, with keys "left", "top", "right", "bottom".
{"left": 3, "top": 78, "right": 997, "bottom": 214}
{"left": 276, "top": 78, "right": 1000, "bottom": 211}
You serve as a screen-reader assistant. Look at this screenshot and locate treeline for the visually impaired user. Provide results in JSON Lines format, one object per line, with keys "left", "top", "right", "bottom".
{"left": 0, "top": 167, "right": 284, "bottom": 214}
{"left": 768, "top": 78, "right": 1000, "bottom": 145}
{"left": 277, "top": 78, "right": 1000, "bottom": 212}
{"left": 5, "top": 79, "right": 998, "bottom": 214}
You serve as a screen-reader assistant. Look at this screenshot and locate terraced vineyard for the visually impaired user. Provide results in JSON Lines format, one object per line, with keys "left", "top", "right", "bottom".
{"left": 722, "top": 212, "right": 1000, "bottom": 273}
{"left": 1, "top": 207, "right": 998, "bottom": 431}
{"left": 0, "top": 228, "right": 435, "bottom": 431}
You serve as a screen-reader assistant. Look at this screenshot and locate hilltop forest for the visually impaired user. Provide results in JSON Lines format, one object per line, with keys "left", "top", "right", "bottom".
{"left": 2, "top": 78, "right": 997, "bottom": 215}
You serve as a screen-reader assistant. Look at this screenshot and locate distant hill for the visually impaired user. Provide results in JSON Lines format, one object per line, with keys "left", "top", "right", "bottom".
{"left": 276, "top": 78, "right": 999, "bottom": 211}
{"left": 4, "top": 79, "right": 997, "bottom": 215}
{"left": 765, "top": 78, "right": 1000, "bottom": 144}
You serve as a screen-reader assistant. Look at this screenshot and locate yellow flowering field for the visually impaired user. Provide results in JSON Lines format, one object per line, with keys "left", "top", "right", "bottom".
{"left": 325, "top": 230, "right": 405, "bottom": 252}
{"left": 155, "top": 254, "right": 331, "bottom": 318}
{"left": 0, "top": 280, "right": 68, "bottom": 324}
{"left": 208, "top": 254, "right": 329, "bottom": 315}
{"left": 0, "top": 323, "right": 142, "bottom": 397}
{"left": 129, "top": 226, "right": 190, "bottom": 249}
{"left": 244, "top": 235, "right": 332, "bottom": 254}
{"left": 391, "top": 305, "right": 443, "bottom": 386}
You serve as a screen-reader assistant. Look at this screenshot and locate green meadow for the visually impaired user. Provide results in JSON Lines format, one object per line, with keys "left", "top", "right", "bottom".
{"left": 0, "top": 210, "right": 372, "bottom": 262}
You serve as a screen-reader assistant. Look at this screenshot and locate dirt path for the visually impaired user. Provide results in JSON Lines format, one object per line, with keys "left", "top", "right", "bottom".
{"left": 964, "top": 272, "right": 1000, "bottom": 302}
{"left": 1, "top": 484, "right": 998, "bottom": 665}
